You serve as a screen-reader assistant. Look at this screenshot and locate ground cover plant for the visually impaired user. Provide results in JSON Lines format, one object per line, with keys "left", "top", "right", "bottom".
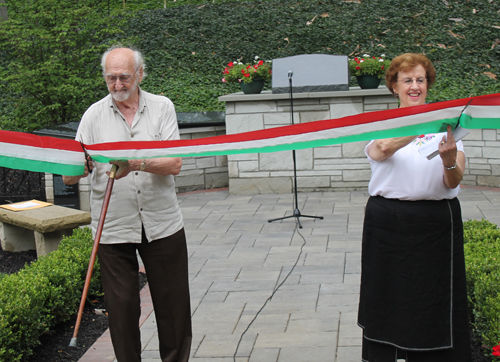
{"left": 0, "top": 228, "right": 102, "bottom": 361}
{"left": 0, "top": 0, "right": 499, "bottom": 130}
{"left": 464, "top": 219, "right": 500, "bottom": 360}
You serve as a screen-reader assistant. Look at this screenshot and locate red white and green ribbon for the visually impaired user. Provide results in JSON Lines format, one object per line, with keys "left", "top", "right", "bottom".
{"left": 0, "top": 130, "right": 84, "bottom": 176}
{"left": 0, "top": 93, "right": 499, "bottom": 176}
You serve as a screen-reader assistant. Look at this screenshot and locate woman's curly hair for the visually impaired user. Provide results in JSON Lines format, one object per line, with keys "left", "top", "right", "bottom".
{"left": 385, "top": 53, "right": 436, "bottom": 95}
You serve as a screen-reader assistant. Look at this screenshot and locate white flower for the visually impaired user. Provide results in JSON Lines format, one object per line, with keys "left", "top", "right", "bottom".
{"left": 379, "top": 58, "right": 384, "bottom": 62}
{"left": 255, "top": 56, "right": 260, "bottom": 60}
{"left": 381, "top": 54, "right": 386, "bottom": 57}
{"left": 363, "top": 54, "right": 370, "bottom": 57}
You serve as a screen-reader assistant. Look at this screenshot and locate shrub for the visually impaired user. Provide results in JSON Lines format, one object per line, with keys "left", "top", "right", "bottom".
{"left": 0, "top": 0, "right": 129, "bottom": 132}
{"left": 0, "top": 227, "right": 101, "bottom": 361}
{"left": 464, "top": 219, "right": 500, "bottom": 359}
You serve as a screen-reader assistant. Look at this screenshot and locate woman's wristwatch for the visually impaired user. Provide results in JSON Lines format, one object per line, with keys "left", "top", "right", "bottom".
{"left": 444, "top": 162, "right": 457, "bottom": 170}
{"left": 140, "top": 159, "right": 147, "bottom": 171}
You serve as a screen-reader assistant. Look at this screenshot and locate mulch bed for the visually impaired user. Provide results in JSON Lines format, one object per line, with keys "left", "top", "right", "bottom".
{"left": 0, "top": 244, "right": 147, "bottom": 362}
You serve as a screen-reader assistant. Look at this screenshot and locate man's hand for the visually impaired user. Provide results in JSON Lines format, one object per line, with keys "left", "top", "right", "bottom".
{"left": 62, "top": 155, "right": 94, "bottom": 185}
{"left": 107, "top": 160, "right": 139, "bottom": 180}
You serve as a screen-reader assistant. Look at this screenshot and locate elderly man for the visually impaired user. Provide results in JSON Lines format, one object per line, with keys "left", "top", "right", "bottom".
{"left": 63, "top": 46, "right": 191, "bottom": 362}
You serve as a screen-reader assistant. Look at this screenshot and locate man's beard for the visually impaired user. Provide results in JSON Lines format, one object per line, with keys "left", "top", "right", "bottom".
{"left": 111, "top": 78, "right": 138, "bottom": 102}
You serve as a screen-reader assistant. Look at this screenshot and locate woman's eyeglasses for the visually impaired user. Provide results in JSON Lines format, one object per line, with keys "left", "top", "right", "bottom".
{"left": 398, "top": 77, "right": 427, "bottom": 86}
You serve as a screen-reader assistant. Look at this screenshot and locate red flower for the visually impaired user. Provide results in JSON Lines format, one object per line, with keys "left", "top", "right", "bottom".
{"left": 246, "top": 64, "right": 252, "bottom": 69}
{"left": 269, "top": 69, "right": 272, "bottom": 74}
{"left": 493, "top": 343, "right": 500, "bottom": 356}
{"left": 381, "top": 65, "right": 384, "bottom": 70}
{"left": 244, "top": 73, "right": 250, "bottom": 77}
{"left": 223, "top": 68, "right": 229, "bottom": 74}
{"left": 228, "top": 62, "right": 233, "bottom": 67}
{"left": 254, "top": 64, "right": 259, "bottom": 69}
{"left": 356, "top": 66, "right": 361, "bottom": 70}
{"left": 241, "top": 69, "right": 246, "bottom": 74}
{"left": 354, "top": 57, "right": 358, "bottom": 61}
{"left": 258, "top": 60, "right": 264, "bottom": 65}
{"left": 373, "top": 56, "right": 376, "bottom": 59}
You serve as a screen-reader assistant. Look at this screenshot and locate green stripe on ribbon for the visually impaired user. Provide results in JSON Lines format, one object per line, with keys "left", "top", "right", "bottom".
{"left": 0, "top": 156, "right": 84, "bottom": 176}
{"left": 90, "top": 118, "right": 456, "bottom": 162}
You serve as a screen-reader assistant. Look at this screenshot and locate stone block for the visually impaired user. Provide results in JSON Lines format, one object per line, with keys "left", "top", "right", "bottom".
{"left": 239, "top": 161, "right": 260, "bottom": 172}
{"left": 260, "top": 149, "right": 312, "bottom": 171}
{"left": 364, "top": 103, "right": 388, "bottom": 111}
{"left": 229, "top": 177, "right": 292, "bottom": 194}
{"left": 35, "top": 229, "right": 73, "bottom": 256}
{"left": 483, "top": 147, "right": 500, "bottom": 158}
{"left": 239, "top": 171, "right": 270, "bottom": 178}
{"left": 296, "top": 176, "right": 330, "bottom": 188}
{"left": 299, "top": 110, "right": 330, "bottom": 123}
{"left": 277, "top": 98, "right": 319, "bottom": 107}
{"left": 343, "top": 169, "right": 372, "bottom": 182}
{"left": 329, "top": 102, "right": 363, "bottom": 119}
{"left": 226, "top": 113, "right": 264, "bottom": 134}
{"left": 264, "top": 112, "right": 297, "bottom": 126}
{"left": 195, "top": 157, "right": 216, "bottom": 169}
{"left": 364, "top": 95, "right": 398, "bottom": 104}
{"left": 235, "top": 101, "right": 277, "bottom": 114}
{"left": 464, "top": 146, "right": 483, "bottom": 157}
{"left": 492, "top": 165, "right": 500, "bottom": 176}
{"left": 314, "top": 146, "right": 342, "bottom": 159}
{"left": 279, "top": 104, "right": 330, "bottom": 112}
{"left": 175, "top": 172, "right": 204, "bottom": 187}
{"left": 228, "top": 161, "right": 239, "bottom": 178}
{"left": 228, "top": 153, "right": 259, "bottom": 161}
{"left": 323, "top": 96, "right": 363, "bottom": 104}
{"left": 463, "top": 128, "right": 483, "bottom": 141}
{"left": 205, "top": 172, "right": 229, "bottom": 189}
{"left": 478, "top": 175, "right": 500, "bottom": 188}
{"left": 342, "top": 141, "right": 369, "bottom": 158}
{"left": 215, "top": 155, "right": 228, "bottom": 167}
{"left": 483, "top": 129, "right": 497, "bottom": 141}
{"left": 0, "top": 223, "right": 36, "bottom": 252}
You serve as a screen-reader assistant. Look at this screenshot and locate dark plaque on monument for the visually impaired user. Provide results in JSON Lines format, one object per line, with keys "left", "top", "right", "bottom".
{"left": 272, "top": 54, "right": 349, "bottom": 94}
{"left": 53, "top": 174, "right": 80, "bottom": 209}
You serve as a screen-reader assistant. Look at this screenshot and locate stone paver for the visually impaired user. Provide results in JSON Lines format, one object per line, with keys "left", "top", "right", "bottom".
{"left": 79, "top": 186, "right": 499, "bottom": 362}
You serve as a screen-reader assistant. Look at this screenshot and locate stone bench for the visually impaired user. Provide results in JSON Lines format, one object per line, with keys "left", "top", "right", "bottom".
{"left": 0, "top": 204, "right": 91, "bottom": 257}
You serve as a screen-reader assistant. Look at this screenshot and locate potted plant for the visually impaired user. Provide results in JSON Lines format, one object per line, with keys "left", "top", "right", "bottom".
{"left": 348, "top": 54, "right": 391, "bottom": 89}
{"left": 222, "top": 56, "right": 272, "bottom": 94}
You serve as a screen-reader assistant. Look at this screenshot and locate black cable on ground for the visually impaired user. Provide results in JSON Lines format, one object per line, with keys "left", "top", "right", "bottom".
{"left": 232, "top": 212, "right": 308, "bottom": 362}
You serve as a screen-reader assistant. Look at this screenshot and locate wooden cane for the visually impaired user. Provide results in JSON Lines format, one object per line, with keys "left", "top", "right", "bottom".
{"left": 69, "top": 164, "right": 118, "bottom": 347}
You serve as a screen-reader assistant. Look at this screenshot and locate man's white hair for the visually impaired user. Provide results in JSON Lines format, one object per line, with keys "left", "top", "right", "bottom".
{"left": 101, "top": 45, "right": 147, "bottom": 77}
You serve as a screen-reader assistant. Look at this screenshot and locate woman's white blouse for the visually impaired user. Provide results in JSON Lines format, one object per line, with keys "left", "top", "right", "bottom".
{"left": 366, "top": 133, "right": 465, "bottom": 201}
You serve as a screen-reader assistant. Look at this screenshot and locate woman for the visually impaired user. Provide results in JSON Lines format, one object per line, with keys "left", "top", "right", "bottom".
{"left": 357, "top": 53, "right": 472, "bottom": 362}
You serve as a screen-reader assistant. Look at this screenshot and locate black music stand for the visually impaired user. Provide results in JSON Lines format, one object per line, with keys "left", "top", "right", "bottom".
{"left": 268, "top": 71, "right": 324, "bottom": 229}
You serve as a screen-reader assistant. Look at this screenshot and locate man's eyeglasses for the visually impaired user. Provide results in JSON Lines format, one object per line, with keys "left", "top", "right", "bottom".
{"left": 105, "top": 68, "right": 140, "bottom": 84}
{"left": 398, "top": 77, "right": 427, "bottom": 86}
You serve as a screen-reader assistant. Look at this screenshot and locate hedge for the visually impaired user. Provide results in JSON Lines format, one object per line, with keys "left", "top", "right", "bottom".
{"left": 464, "top": 219, "right": 500, "bottom": 359}
{"left": 0, "top": 228, "right": 101, "bottom": 362}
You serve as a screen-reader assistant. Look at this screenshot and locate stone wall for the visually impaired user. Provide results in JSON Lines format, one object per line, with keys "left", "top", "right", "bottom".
{"left": 462, "top": 129, "right": 500, "bottom": 187}
{"left": 220, "top": 88, "right": 398, "bottom": 194}
{"left": 175, "top": 125, "right": 229, "bottom": 193}
{"left": 219, "top": 87, "right": 500, "bottom": 194}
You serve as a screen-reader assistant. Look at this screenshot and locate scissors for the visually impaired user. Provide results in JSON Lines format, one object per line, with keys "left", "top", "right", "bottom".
{"left": 79, "top": 140, "right": 93, "bottom": 174}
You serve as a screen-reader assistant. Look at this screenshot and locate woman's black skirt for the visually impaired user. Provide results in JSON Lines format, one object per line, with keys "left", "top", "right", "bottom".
{"left": 358, "top": 196, "right": 471, "bottom": 362}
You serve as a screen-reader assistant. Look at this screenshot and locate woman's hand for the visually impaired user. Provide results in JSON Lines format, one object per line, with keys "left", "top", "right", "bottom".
{"left": 439, "top": 125, "right": 465, "bottom": 189}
